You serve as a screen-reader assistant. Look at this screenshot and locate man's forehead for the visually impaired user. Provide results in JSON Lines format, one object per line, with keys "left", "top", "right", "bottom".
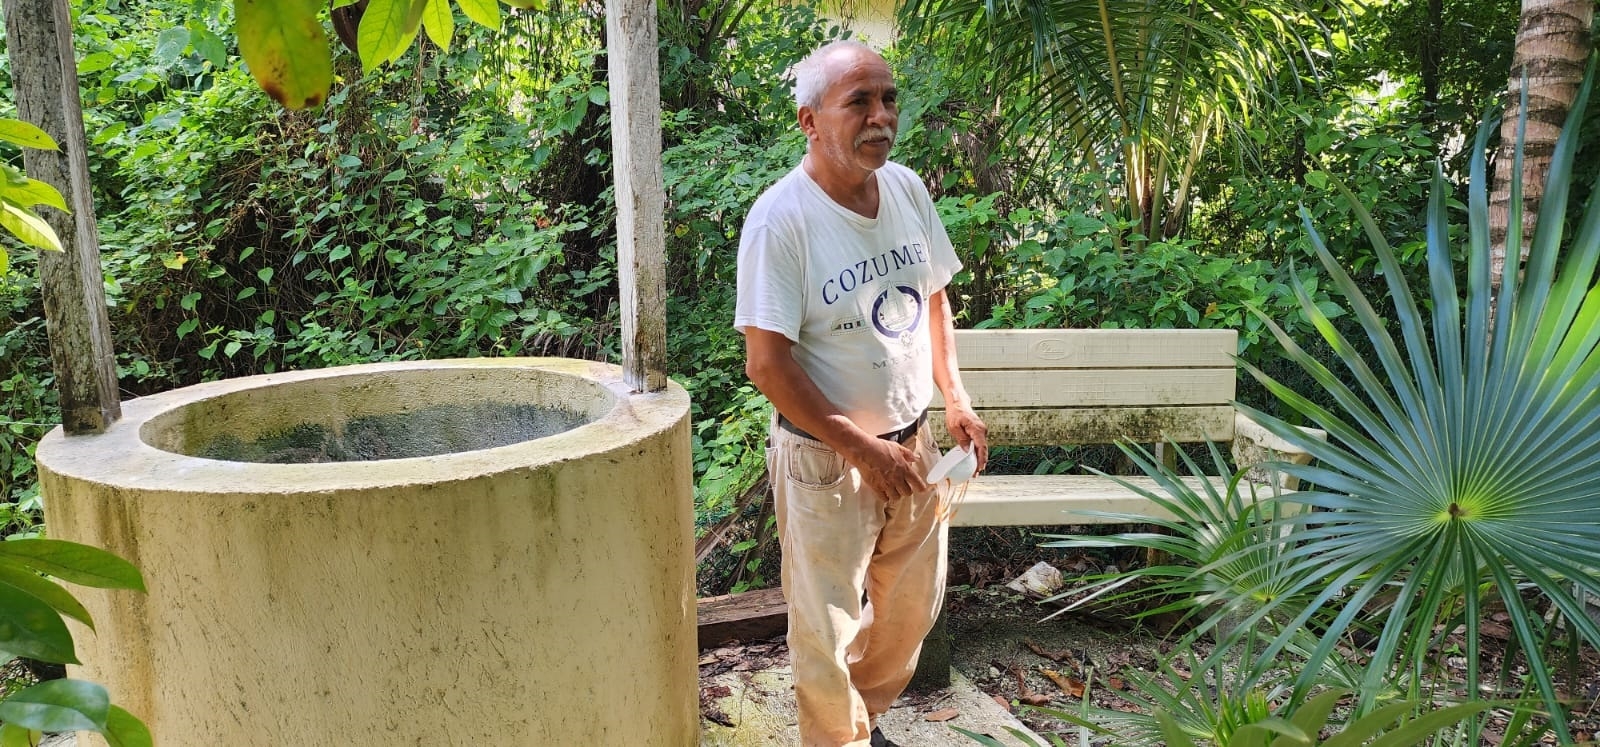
{"left": 823, "top": 55, "right": 895, "bottom": 95}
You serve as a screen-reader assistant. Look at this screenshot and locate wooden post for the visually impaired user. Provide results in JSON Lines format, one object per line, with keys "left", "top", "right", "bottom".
{"left": 606, "top": 0, "right": 668, "bottom": 392}
{"left": 5, "top": 0, "right": 121, "bottom": 433}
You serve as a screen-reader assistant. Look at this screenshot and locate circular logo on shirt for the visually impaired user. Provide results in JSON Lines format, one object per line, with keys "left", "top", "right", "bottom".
{"left": 872, "top": 285, "right": 922, "bottom": 342}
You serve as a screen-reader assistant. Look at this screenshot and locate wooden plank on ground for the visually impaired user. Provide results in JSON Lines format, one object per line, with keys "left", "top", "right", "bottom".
{"left": 698, "top": 587, "right": 787, "bottom": 649}
{"left": 954, "top": 329, "right": 1237, "bottom": 370}
{"left": 931, "top": 405, "right": 1235, "bottom": 447}
{"left": 935, "top": 368, "right": 1236, "bottom": 409}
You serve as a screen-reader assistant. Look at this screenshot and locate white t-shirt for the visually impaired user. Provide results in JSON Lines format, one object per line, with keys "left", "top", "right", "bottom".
{"left": 735, "top": 161, "right": 962, "bottom": 435}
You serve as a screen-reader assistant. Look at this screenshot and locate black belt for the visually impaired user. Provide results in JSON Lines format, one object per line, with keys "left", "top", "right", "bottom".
{"left": 777, "top": 410, "right": 926, "bottom": 444}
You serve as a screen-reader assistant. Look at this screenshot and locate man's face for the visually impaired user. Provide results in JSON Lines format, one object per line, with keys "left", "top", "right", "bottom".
{"left": 800, "top": 50, "right": 898, "bottom": 177}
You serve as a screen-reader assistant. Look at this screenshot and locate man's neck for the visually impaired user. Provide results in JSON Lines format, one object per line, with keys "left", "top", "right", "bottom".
{"left": 804, "top": 154, "right": 880, "bottom": 219}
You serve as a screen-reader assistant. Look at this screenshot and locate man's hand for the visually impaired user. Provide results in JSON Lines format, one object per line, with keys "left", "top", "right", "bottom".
{"left": 944, "top": 403, "right": 989, "bottom": 474}
{"left": 847, "top": 438, "right": 927, "bottom": 502}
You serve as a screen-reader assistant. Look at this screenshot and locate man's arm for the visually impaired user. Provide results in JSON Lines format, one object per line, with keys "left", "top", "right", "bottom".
{"left": 745, "top": 328, "right": 928, "bottom": 500}
{"left": 928, "top": 289, "right": 989, "bottom": 472}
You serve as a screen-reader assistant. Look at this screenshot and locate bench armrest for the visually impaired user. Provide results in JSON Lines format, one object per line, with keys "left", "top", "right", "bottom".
{"left": 1230, "top": 412, "right": 1328, "bottom": 490}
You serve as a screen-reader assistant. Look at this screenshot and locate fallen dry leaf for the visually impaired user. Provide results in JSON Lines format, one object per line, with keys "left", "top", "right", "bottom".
{"left": 992, "top": 695, "right": 1012, "bottom": 712}
{"left": 925, "top": 708, "right": 960, "bottom": 722}
{"left": 698, "top": 654, "right": 718, "bottom": 666}
{"left": 1011, "top": 663, "right": 1053, "bottom": 706}
{"left": 1040, "top": 668, "right": 1086, "bottom": 698}
{"left": 1107, "top": 676, "right": 1127, "bottom": 691}
{"left": 1024, "top": 638, "right": 1071, "bottom": 662}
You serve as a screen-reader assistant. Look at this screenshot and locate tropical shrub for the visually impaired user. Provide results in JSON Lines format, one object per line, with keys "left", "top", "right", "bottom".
{"left": 1031, "top": 60, "right": 1600, "bottom": 745}
{"left": 1233, "top": 67, "right": 1600, "bottom": 738}
{"left": 0, "top": 538, "right": 149, "bottom": 746}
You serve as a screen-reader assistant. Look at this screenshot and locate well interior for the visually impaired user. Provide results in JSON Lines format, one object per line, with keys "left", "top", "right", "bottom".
{"left": 140, "top": 366, "right": 615, "bottom": 462}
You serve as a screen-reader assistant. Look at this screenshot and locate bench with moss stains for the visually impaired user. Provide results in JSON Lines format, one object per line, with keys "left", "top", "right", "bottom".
{"left": 910, "top": 328, "right": 1320, "bottom": 690}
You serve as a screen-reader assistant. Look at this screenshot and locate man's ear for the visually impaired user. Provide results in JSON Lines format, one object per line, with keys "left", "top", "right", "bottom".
{"left": 797, "top": 106, "right": 816, "bottom": 139}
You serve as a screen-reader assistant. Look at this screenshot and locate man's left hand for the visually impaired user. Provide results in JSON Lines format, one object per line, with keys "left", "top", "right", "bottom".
{"left": 944, "top": 403, "right": 988, "bottom": 474}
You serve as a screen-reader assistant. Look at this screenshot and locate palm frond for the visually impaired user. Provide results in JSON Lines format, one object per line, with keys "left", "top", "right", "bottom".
{"left": 1238, "top": 54, "right": 1600, "bottom": 740}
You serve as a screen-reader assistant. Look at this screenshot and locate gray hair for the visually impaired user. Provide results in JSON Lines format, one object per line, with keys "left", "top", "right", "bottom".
{"left": 791, "top": 40, "right": 877, "bottom": 110}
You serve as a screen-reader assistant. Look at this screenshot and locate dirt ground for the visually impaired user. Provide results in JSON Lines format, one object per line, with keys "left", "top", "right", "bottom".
{"left": 703, "top": 526, "right": 1600, "bottom": 746}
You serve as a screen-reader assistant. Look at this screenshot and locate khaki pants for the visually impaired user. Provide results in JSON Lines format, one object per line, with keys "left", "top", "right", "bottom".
{"left": 768, "top": 419, "right": 950, "bottom": 747}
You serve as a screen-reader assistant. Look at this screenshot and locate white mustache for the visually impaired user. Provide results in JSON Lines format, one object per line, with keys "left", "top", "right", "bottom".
{"left": 855, "top": 127, "right": 896, "bottom": 147}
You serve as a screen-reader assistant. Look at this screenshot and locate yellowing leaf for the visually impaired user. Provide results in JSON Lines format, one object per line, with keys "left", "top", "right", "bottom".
{"left": 358, "top": 0, "right": 428, "bottom": 72}
{"left": 421, "top": 0, "right": 455, "bottom": 52}
{"left": 0, "top": 179, "right": 70, "bottom": 213}
{"left": 456, "top": 0, "right": 500, "bottom": 30}
{"left": 0, "top": 119, "right": 57, "bottom": 151}
{"left": 234, "top": 0, "right": 334, "bottom": 109}
{"left": 501, "top": 0, "right": 546, "bottom": 9}
{"left": 0, "top": 201, "right": 62, "bottom": 251}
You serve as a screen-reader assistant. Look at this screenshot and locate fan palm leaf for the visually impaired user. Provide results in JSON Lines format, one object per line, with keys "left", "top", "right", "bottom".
{"left": 897, "top": 0, "right": 1346, "bottom": 239}
{"left": 1234, "top": 57, "right": 1600, "bottom": 740}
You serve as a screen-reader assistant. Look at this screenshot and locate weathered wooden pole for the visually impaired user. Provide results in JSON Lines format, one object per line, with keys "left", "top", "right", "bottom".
{"left": 5, "top": 0, "right": 121, "bottom": 433}
{"left": 605, "top": 0, "right": 668, "bottom": 392}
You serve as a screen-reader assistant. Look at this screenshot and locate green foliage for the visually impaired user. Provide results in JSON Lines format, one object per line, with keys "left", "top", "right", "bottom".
{"left": 231, "top": 0, "right": 543, "bottom": 109}
{"left": 1188, "top": 88, "right": 1443, "bottom": 283}
{"left": 0, "top": 538, "right": 148, "bottom": 746}
{"left": 1234, "top": 64, "right": 1600, "bottom": 740}
{"left": 0, "top": 118, "right": 68, "bottom": 273}
{"left": 0, "top": 285, "right": 50, "bottom": 535}
{"left": 961, "top": 199, "right": 1334, "bottom": 358}
{"left": 900, "top": 0, "right": 1354, "bottom": 245}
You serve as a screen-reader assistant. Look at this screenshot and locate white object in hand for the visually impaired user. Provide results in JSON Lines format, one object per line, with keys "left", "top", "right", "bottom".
{"left": 926, "top": 444, "right": 978, "bottom": 485}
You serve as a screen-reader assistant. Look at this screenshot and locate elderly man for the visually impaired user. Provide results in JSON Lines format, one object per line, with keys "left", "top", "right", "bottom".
{"left": 734, "top": 40, "right": 989, "bottom": 747}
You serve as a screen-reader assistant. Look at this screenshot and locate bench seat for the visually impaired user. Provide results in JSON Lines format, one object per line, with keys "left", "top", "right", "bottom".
{"left": 908, "top": 328, "right": 1322, "bottom": 691}
{"left": 948, "top": 474, "right": 1225, "bottom": 526}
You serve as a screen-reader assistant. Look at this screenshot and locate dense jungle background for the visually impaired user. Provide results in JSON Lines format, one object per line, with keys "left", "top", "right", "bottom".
{"left": 0, "top": 0, "right": 1595, "bottom": 597}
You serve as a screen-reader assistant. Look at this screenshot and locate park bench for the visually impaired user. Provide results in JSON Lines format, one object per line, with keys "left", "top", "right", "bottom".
{"left": 932, "top": 327, "right": 1314, "bottom": 526}
{"left": 909, "top": 327, "right": 1321, "bottom": 688}
{"left": 698, "top": 328, "right": 1321, "bottom": 681}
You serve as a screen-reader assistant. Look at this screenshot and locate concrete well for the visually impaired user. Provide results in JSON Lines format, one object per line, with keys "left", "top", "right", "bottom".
{"left": 35, "top": 357, "right": 697, "bottom": 746}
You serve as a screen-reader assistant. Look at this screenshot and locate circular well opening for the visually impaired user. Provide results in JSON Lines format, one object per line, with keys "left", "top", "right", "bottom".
{"left": 140, "top": 365, "right": 616, "bottom": 463}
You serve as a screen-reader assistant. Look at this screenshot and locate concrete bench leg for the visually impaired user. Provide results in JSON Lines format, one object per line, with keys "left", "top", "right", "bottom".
{"left": 909, "top": 606, "right": 951, "bottom": 691}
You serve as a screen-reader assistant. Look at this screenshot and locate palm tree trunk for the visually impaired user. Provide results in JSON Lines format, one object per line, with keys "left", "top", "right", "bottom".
{"left": 1488, "top": 0, "right": 1594, "bottom": 298}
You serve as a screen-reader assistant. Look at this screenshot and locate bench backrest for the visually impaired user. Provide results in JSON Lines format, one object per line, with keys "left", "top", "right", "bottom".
{"left": 933, "top": 329, "right": 1239, "bottom": 446}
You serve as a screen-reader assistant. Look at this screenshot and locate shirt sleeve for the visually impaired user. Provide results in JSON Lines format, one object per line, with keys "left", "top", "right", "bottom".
{"left": 734, "top": 217, "right": 805, "bottom": 341}
{"left": 907, "top": 167, "right": 962, "bottom": 290}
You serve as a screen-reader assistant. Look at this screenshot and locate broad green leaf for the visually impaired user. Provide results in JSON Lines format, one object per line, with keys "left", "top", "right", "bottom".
{"left": 357, "top": 0, "right": 427, "bottom": 72}
{"left": 0, "top": 723, "right": 38, "bottom": 747}
{"left": 1, "top": 179, "right": 69, "bottom": 213}
{"left": 0, "top": 247, "right": 9, "bottom": 277}
{"left": 421, "top": 0, "right": 454, "bottom": 52}
{"left": 0, "top": 201, "right": 63, "bottom": 252}
{"left": 0, "top": 679, "right": 109, "bottom": 733}
{"left": 0, "top": 584, "right": 77, "bottom": 664}
{"left": 189, "top": 26, "right": 228, "bottom": 67}
{"left": 502, "top": 0, "right": 546, "bottom": 9}
{"left": 104, "top": 705, "right": 154, "bottom": 747}
{"left": 0, "top": 561, "right": 94, "bottom": 628}
{"left": 78, "top": 51, "right": 116, "bottom": 75}
{"left": 456, "top": 0, "right": 500, "bottom": 30}
{"left": 0, "top": 164, "right": 26, "bottom": 188}
{"left": 235, "top": 0, "right": 333, "bottom": 109}
{"left": 0, "top": 539, "right": 146, "bottom": 591}
{"left": 0, "top": 120, "right": 57, "bottom": 151}
{"left": 154, "top": 27, "right": 190, "bottom": 62}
